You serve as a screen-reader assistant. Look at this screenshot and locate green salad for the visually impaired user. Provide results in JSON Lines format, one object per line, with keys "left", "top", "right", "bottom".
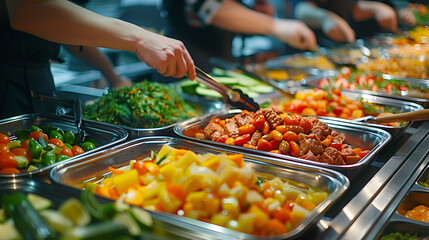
{"left": 380, "top": 232, "right": 418, "bottom": 240}
{"left": 83, "top": 81, "right": 199, "bottom": 128}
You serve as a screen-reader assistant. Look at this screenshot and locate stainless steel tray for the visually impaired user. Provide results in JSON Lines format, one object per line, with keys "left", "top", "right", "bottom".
{"left": 0, "top": 113, "right": 128, "bottom": 178}
{"left": 301, "top": 70, "right": 429, "bottom": 108}
{"left": 174, "top": 109, "right": 392, "bottom": 177}
{"left": 0, "top": 178, "right": 181, "bottom": 240}
{"left": 264, "top": 52, "right": 336, "bottom": 71}
{"left": 50, "top": 136, "right": 349, "bottom": 240}
{"left": 256, "top": 88, "right": 423, "bottom": 140}
{"left": 56, "top": 86, "right": 224, "bottom": 139}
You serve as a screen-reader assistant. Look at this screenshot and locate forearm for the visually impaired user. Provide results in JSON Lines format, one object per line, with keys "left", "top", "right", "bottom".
{"left": 6, "top": 0, "right": 144, "bottom": 53}
{"left": 353, "top": 1, "right": 381, "bottom": 21}
{"left": 211, "top": 0, "right": 275, "bottom": 35}
{"left": 63, "top": 45, "right": 118, "bottom": 80}
{"left": 294, "top": 1, "right": 328, "bottom": 29}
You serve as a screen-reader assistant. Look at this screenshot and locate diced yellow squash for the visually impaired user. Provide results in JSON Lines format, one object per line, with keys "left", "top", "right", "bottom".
{"left": 221, "top": 196, "right": 240, "bottom": 218}
{"left": 274, "top": 189, "right": 286, "bottom": 204}
{"left": 312, "top": 191, "right": 328, "bottom": 205}
{"left": 125, "top": 188, "right": 144, "bottom": 207}
{"left": 139, "top": 173, "right": 156, "bottom": 186}
{"left": 204, "top": 193, "right": 220, "bottom": 215}
{"left": 185, "top": 191, "right": 206, "bottom": 210}
{"left": 201, "top": 156, "right": 221, "bottom": 171}
{"left": 269, "top": 177, "right": 284, "bottom": 191}
{"left": 210, "top": 213, "right": 231, "bottom": 227}
{"left": 237, "top": 213, "right": 256, "bottom": 234}
{"left": 159, "top": 162, "right": 176, "bottom": 182}
{"left": 157, "top": 145, "right": 176, "bottom": 162}
{"left": 158, "top": 184, "right": 181, "bottom": 213}
{"left": 112, "top": 169, "right": 140, "bottom": 194}
{"left": 227, "top": 154, "right": 244, "bottom": 168}
{"left": 220, "top": 165, "right": 242, "bottom": 186}
{"left": 246, "top": 190, "right": 264, "bottom": 205}
{"left": 230, "top": 184, "right": 248, "bottom": 209}
{"left": 218, "top": 183, "right": 230, "bottom": 198}
{"left": 283, "top": 184, "right": 304, "bottom": 201}
{"left": 290, "top": 205, "right": 309, "bottom": 227}
{"left": 238, "top": 165, "right": 255, "bottom": 186}
{"left": 227, "top": 220, "right": 240, "bottom": 232}
{"left": 144, "top": 180, "right": 161, "bottom": 200}
{"left": 267, "top": 199, "right": 281, "bottom": 213}
{"left": 247, "top": 204, "right": 269, "bottom": 231}
{"left": 172, "top": 168, "right": 185, "bottom": 185}
{"left": 176, "top": 151, "right": 199, "bottom": 168}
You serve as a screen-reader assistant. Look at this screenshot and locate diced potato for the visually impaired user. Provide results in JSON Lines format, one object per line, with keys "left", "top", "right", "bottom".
{"left": 159, "top": 162, "right": 176, "bottom": 182}
{"left": 186, "top": 191, "right": 206, "bottom": 210}
{"left": 125, "top": 188, "right": 144, "bottom": 207}
{"left": 246, "top": 190, "right": 264, "bottom": 205}
{"left": 112, "top": 169, "right": 140, "bottom": 194}
{"left": 144, "top": 180, "right": 161, "bottom": 200}
{"left": 269, "top": 177, "right": 284, "bottom": 191}
{"left": 312, "top": 192, "right": 328, "bottom": 205}
{"left": 176, "top": 151, "right": 200, "bottom": 168}
{"left": 237, "top": 213, "right": 256, "bottom": 234}
{"left": 247, "top": 204, "right": 269, "bottom": 231}
{"left": 290, "top": 205, "right": 309, "bottom": 227}
{"left": 157, "top": 145, "right": 176, "bottom": 163}
{"left": 210, "top": 213, "right": 232, "bottom": 227}
{"left": 221, "top": 196, "right": 240, "bottom": 218}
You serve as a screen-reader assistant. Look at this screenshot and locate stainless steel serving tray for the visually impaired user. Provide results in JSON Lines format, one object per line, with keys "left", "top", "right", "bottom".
{"left": 50, "top": 136, "right": 349, "bottom": 240}
{"left": 302, "top": 70, "right": 429, "bottom": 108}
{"left": 264, "top": 52, "right": 336, "bottom": 71}
{"left": 0, "top": 113, "right": 128, "bottom": 178}
{"left": 174, "top": 109, "right": 392, "bottom": 177}
{"left": 256, "top": 87, "right": 423, "bottom": 140}
{"left": 0, "top": 178, "right": 180, "bottom": 240}
{"left": 56, "top": 85, "right": 224, "bottom": 139}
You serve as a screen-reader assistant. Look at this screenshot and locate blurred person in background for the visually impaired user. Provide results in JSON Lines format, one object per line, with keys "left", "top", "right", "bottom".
{"left": 293, "top": 0, "right": 417, "bottom": 44}
{"left": 162, "top": 0, "right": 317, "bottom": 71}
{"left": 0, "top": 0, "right": 195, "bottom": 118}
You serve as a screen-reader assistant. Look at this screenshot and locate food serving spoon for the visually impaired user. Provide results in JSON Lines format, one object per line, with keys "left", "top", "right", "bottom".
{"left": 354, "top": 109, "right": 429, "bottom": 123}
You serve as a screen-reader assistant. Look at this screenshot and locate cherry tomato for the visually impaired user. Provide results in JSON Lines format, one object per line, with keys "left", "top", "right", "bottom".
{"left": 48, "top": 138, "right": 65, "bottom": 148}
{"left": 71, "top": 146, "right": 84, "bottom": 156}
{"left": 257, "top": 139, "right": 273, "bottom": 152}
{"left": 21, "top": 139, "right": 30, "bottom": 149}
{"left": 330, "top": 143, "right": 344, "bottom": 151}
{"left": 234, "top": 134, "right": 250, "bottom": 146}
{"left": 290, "top": 141, "right": 300, "bottom": 157}
{"left": 270, "top": 140, "right": 280, "bottom": 150}
{"left": 238, "top": 124, "right": 256, "bottom": 135}
{"left": 284, "top": 114, "right": 299, "bottom": 126}
{"left": 283, "top": 131, "right": 298, "bottom": 142}
{"left": 11, "top": 148, "right": 32, "bottom": 162}
{"left": 133, "top": 160, "right": 148, "bottom": 175}
{"left": 261, "top": 121, "right": 270, "bottom": 135}
{"left": 216, "top": 135, "right": 228, "bottom": 143}
{"left": 60, "top": 147, "right": 73, "bottom": 157}
{"left": 0, "top": 133, "right": 10, "bottom": 144}
{"left": 0, "top": 152, "right": 17, "bottom": 169}
{"left": 273, "top": 207, "right": 291, "bottom": 223}
{"left": 0, "top": 168, "right": 20, "bottom": 174}
{"left": 359, "top": 150, "right": 371, "bottom": 158}
{"left": 252, "top": 114, "right": 265, "bottom": 129}
{"left": 299, "top": 118, "right": 312, "bottom": 134}
{"left": 29, "top": 131, "right": 49, "bottom": 141}
{"left": 210, "top": 118, "right": 221, "bottom": 124}
{"left": 0, "top": 143, "right": 10, "bottom": 152}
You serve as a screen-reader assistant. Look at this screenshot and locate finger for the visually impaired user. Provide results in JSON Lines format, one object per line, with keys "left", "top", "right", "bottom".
{"left": 163, "top": 48, "right": 176, "bottom": 77}
{"left": 174, "top": 49, "right": 187, "bottom": 78}
{"left": 183, "top": 46, "right": 196, "bottom": 80}
{"left": 155, "top": 61, "right": 168, "bottom": 75}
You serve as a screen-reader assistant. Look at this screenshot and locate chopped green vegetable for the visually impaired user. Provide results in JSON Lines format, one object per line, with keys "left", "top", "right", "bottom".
{"left": 84, "top": 81, "right": 200, "bottom": 128}
{"left": 380, "top": 232, "right": 418, "bottom": 240}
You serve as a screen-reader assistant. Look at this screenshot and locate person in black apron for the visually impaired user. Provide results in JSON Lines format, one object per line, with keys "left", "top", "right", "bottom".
{"left": 0, "top": 0, "right": 196, "bottom": 119}
{"left": 162, "top": 0, "right": 317, "bottom": 72}
{"left": 0, "top": 16, "right": 59, "bottom": 118}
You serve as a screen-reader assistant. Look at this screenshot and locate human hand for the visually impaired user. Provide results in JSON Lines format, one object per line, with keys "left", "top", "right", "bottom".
{"left": 373, "top": 3, "right": 397, "bottom": 32}
{"left": 135, "top": 30, "right": 196, "bottom": 80}
{"left": 253, "top": 0, "right": 275, "bottom": 16}
{"left": 272, "top": 19, "right": 317, "bottom": 50}
{"left": 399, "top": 8, "right": 417, "bottom": 26}
{"left": 111, "top": 77, "right": 132, "bottom": 89}
{"left": 322, "top": 12, "right": 355, "bottom": 43}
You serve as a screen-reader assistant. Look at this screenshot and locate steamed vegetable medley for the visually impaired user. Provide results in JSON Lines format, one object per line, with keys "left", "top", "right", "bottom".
{"left": 92, "top": 145, "right": 329, "bottom": 236}
{"left": 0, "top": 190, "right": 153, "bottom": 239}
{"left": 282, "top": 88, "right": 405, "bottom": 127}
{"left": 0, "top": 126, "right": 95, "bottom": 174}
{"left": 84, "top": 81, "right": 199, "bottom": 128}
{"left": 187, "top": 108, "right": 369, "bottom": 165}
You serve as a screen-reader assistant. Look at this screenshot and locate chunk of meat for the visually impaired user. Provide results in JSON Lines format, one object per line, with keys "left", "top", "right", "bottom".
{"left": 298, "top": 133, "right": 324, "bottom": 155}
{"left": 224, "top": 118, "right": 239, "bottom": 138}
{"left": 310, "top": 118, "right": 331, "bottom": 141}
{"left": 324, "top": 147, "right": 346, "bottom": 165}
{"left": 301, "top": 150, "right": 321, "bottom": 162}
{"left": 256, "top": 107, "right": 283, "bottom": 129}
{"left": 339, "top": 146, "right": 353, "bottom": 159}
{"left": 249, "top": 130, "right": 262, "bottom": 146}
{"left": 234, "top": 111, "right": 254, "bottom": 127}
{"left": 204, "top": 122, "right": 224, "bottom": 141}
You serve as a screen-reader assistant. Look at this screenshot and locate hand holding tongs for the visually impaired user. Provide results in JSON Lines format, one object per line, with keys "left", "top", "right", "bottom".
{"left": 195, "top": 66, "right": 260, "bottom": 112}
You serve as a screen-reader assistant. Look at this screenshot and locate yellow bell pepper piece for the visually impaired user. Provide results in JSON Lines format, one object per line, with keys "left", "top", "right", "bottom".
{"left": 112, "top": 169, "right": 140, "bottom": 194}
{"left": 125, "top": 188, "right": 144, "bottom": 207}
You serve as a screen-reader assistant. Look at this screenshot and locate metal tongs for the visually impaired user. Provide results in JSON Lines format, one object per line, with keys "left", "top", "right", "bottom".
{"left": 354, "top": 109, "right": 429, "bottom": 123}
{"left": 195, "top": 66, "right": 260, "bottom": 111}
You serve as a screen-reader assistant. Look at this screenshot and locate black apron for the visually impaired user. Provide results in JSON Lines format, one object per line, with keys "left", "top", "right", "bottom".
{"left": 0, "top": 20, "right": 60, "bottom": 119}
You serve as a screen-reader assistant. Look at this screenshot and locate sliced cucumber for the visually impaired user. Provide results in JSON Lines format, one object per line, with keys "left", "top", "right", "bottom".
{"left": 0, "top": 221, "right": 21, "bottom": 240}
{"left": 27, "top": 193, "right": 52, "bottom": 211}
{"left": 15, "top": 156, "right": 29, "bottom": 169}
{"left": 129, "top": 207, "right": 153, "bottom": 230}
{"left": 0, "top": 209, "right": 5, "bottom": 223}
{"left": 248, "top": 84, "right": 274, "bottom": 93}
{"left": 180, "top": 80, "right": 199, "bottom": 94}
{"left": 40, "top": 209, "right": 73, "bottom": 233}
{"left": 112, "top": 212, "right": 141, "bottom": 236}
{"left": 195, "top": 86, "right": 222, "bottom": 98}
{"left": 212, "top": 67, "right": 227, "bottom": 76}
{"left": 212, "top": 77, "right": 238, "bottom": 85}
{"left": 226, "top": 70, "right": 261, "bottom": 86}
{"left": 59, "top": 198, "right": 91, "bottom": 227}
{"left": 62, "top": 221, "right": 129, "bottom": 240}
